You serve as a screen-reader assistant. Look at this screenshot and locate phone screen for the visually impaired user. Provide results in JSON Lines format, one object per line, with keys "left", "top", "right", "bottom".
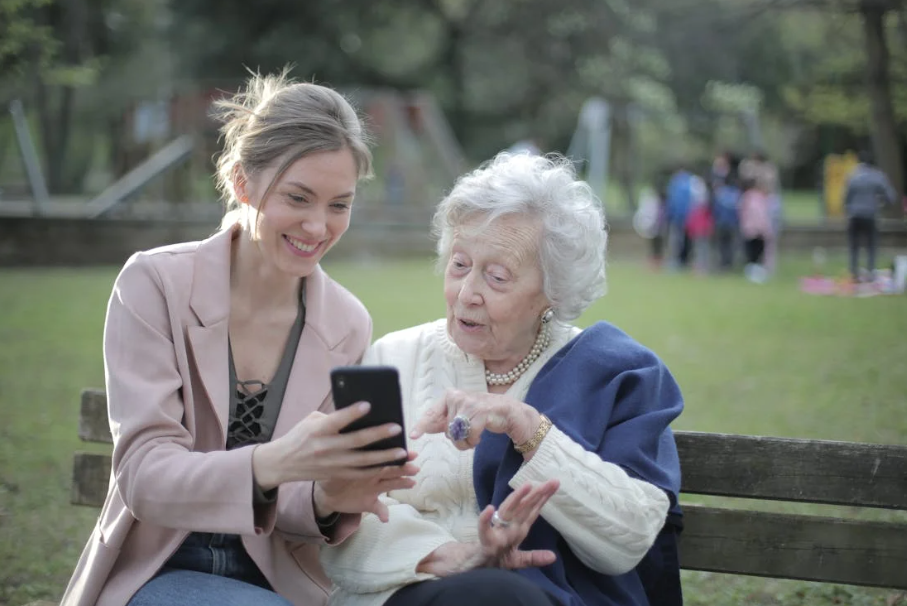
{"left": 330, "top": 365, "right": 406, "bottom": 465}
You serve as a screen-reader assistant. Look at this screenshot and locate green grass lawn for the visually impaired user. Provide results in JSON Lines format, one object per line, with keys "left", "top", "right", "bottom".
{"left": 1, "top": 254, "right": 905, "bottom": 605}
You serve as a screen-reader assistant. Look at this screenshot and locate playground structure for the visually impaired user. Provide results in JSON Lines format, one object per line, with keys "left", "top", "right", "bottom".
{"left": 1, "top": 88, "right": 467, "bottom": 224}
{"left": 350, "top": 89, "right": 466, "bottom": 226}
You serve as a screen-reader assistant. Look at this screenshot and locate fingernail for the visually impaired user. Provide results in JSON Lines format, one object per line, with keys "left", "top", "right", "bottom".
{"left": 388, "top": 424, "right": 402, "bottom": 435}
{"left": 396, "top": 449, "right": 407, "bottom": 459}
{"left": 358, "top": 402, "right": 370, "bottom": 412}
{"left": 409, "top": 430, "right": 419, "bottom": 439}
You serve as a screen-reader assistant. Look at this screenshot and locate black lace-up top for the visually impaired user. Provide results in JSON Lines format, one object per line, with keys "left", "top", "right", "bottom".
{"left": 226, "top": 283, "right": 306, "bottom": 451}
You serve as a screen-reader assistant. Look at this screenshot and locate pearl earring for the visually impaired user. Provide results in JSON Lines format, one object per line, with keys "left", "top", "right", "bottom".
{"left": 541, "top": 308, "right": 555, "bottom": 324}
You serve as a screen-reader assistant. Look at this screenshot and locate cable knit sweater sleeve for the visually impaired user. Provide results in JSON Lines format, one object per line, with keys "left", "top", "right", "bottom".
{"left": 319, "top": 497, "right": 455, "bottom": 593}
{"left": 509, "top": 426, "right": 670, "bottom": 575}
{"left": 319, "top": 321, "right": 461, "bottom": 595}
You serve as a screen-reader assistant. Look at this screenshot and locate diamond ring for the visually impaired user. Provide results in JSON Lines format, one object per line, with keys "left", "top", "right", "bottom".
{"left": 446, "top": 414, "right": 471, "bottom": 442}
{"left": 491, "top": 510, "right": 511, "bottom": 528}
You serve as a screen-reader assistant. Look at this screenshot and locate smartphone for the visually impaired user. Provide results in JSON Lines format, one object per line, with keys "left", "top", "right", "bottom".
{"left": 330, "top": 365, "right": 406, "bottom": 466}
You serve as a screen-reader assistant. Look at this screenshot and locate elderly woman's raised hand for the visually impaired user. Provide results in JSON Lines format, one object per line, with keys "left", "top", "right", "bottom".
{"left": 416, "top": 479, "right": 560, "bottom": 576}
{"left": 410, "top": 389, "right": 542, "bottom": 452}
{"left": 477, "top": 479, "right": 560, "bottom": 568}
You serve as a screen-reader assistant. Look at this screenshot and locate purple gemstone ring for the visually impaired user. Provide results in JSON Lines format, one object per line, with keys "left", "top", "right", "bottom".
{"left": 446, "top": 414, "right": 471, "bottom": 442}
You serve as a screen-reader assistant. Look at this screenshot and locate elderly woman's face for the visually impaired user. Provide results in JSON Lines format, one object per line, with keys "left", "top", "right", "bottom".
{"left": 444, "top": 214, "right": 551, "bottom": 371}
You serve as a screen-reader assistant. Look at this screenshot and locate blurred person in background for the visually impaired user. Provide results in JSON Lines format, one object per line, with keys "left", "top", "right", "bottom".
{"left": 633, "top": 174, "right": 669, "bottom": 270}
{"left": 650, "top": 178, "right": 670, "bottom": 271}
{"left": 709, "top": 150, "right": 735, "bottom": 191}
{"left": 843, "top": 150, "right": 899, "bottom": 282}
{"left": 321, "top": 153, "right": 685, "bottom": 606}
{"left": 739, "top": 177, "right": 773, "bottom": 283}
{"left": 686, "top": 197, "right": 713, "bottom": 275}
{"left": 650, "top": 173, "right": 671, "bottom": 270}
{"left": 686, "top": 175, "right": 714, "bottom": 275}
{"left": 665, "top": 164, "right": 697, "bottom": 269}
{"left": 739, "top": 151, "right": 779, "bottom": 194}
{"left": 740, "top": 151, "right": 782, "bottom": 275}
{"left": 711, "top": 171, "right": 743, "bottom": 272}
{"left": 61, "top": 70, "right": 418, "bottom": 606}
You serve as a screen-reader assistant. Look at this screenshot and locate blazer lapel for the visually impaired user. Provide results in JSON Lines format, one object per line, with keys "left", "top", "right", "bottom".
{"left": 187, "top": 226, "right": 235, "bottom": 443}
{"left": 273, "top": 331, "right": 349, "bottom": 435}
{"left": 273, "top": 266, "right": 351, "bottom": 436}
{"left": 187, "top": 322, "right": 230, "bottom": 441}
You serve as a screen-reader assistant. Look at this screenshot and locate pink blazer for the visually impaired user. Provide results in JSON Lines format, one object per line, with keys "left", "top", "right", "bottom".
{"left": 61, "top": 225, "right": 372, "bottom": 606}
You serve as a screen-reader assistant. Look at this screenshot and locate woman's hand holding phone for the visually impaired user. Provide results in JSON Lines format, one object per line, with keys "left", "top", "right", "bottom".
{"left": 314, "top": 447, "right": 419, "bottom": 523}
{"left": 252, "top": 365, "right": 417, "bottom": 521}
{"left": 251, "top": 402, "right": 419, "bottom": 519}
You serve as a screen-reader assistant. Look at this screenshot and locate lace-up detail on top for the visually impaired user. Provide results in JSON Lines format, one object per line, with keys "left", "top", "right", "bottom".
{"left": 227, "top": 380, "right": 270, "bottom": 449}
{"left": 226, "top": 283, "right": 306, "bottom": 450}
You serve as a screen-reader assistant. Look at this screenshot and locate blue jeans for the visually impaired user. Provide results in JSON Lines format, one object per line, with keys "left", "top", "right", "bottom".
{"left": 128, "top": 532, "right": 292, "bottom": 606}
{"left": 385, "top": 569, "right": 560, "bottom": 606}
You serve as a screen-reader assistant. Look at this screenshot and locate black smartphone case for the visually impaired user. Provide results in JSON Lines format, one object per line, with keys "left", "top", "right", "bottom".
{"left": 330, "top": 365, "right": 407, "bottom": 465}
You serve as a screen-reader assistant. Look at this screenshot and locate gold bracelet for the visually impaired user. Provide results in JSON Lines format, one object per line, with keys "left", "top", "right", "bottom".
{"left": 514, "top": 414, "right": 552, "bottom": 454}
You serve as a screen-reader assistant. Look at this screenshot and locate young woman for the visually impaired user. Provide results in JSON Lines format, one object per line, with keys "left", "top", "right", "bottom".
{"left": 61, "top": 71, "right": 418, "bottom": 606}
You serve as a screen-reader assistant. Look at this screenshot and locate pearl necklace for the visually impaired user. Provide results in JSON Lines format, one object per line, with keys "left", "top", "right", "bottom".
{"left": 485, "top": 322, "right": 551, "bottom": 386}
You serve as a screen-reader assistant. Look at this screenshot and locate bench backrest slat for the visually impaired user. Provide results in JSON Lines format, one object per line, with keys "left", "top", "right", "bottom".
{"left": 675, "top": 430, "right": 907, "bottom": 509}
{"left": 681, "top": 504, "right": 907, "bottom": 589}
{"left": 79, "top": 389, "right": 112, "bottom": 444}
{"left": 72, "top": 452, "right": 111, "bottom": 507}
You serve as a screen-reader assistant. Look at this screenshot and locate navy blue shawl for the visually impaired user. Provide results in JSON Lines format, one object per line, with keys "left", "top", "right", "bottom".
{"left": 473, "top": 322, "right": 683, "bottom": 606}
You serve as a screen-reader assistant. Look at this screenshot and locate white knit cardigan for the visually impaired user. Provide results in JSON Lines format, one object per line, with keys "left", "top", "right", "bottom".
{"left": 320, "top": 320, "right": 670, "bottom": 606}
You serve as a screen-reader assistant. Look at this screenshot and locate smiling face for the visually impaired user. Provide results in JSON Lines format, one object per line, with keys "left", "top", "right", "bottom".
{"left": 444, "top": 214, "right": 551, "bottom": 373}
{"left": 237, "top": 148, "right": 358, "bottom": 278}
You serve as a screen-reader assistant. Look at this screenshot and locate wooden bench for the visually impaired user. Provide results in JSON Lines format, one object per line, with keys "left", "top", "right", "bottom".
{"left": 73, "top": 388, "right": 907, "bottom": 591}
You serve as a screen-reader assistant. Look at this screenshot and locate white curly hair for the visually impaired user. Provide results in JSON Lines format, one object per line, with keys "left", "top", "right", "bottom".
{"left": 432, "top": 152, "right": 608, "bottom": 321}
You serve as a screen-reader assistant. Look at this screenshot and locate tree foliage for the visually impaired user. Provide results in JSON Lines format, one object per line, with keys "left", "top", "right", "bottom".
{"left": 168, "top": 0, "right": 669, "bottom": 159}
{"left": 0, "top": 0, "right": 58, "bottom": 82}
{"left": 3, "top": 0, "right": 905, "bottom": 195}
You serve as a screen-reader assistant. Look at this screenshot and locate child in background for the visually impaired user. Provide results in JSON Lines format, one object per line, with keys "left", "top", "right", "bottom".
{"left": 711, "top": 175, "right": 742, "bottom": 272}
{"left": 633, "top": 185, "right": 667, "bottom": 270}
{"left": 665, "top": 166, "right": 696, "bottom": 269}
{"left": 739, "top": 178, "right": 773, "bottom": 283}
{"left": 686, "top": 183, "right": 713, "bottom": 274}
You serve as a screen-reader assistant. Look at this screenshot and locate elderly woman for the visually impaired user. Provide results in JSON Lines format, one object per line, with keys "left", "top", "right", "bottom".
{"left": 320, "top": 153, "right": 684, "bottom": 606}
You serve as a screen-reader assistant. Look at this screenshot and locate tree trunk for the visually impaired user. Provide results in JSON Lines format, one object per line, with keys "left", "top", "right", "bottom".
{"left": 35, "top": 79, "right": 57, "bottom": 191}
{"left": 898, "top": 6, "right": 907, "bottom": 54}
{"left": 48, "top": 85, "right": 74, "bottom": 192}
{"left": 0, "top": 124, "right": 11, "bottom": 177}
{"left": 860, "top": 1, "right": 905, "bottom": 210}
{"left": 444, "top": 22, "right": 466, "bottom": 143}
{"left": 612, "top": 106, "right": 637, "bottom": 214}
{"left": 35, "top": 0, "right": 84, "bottom": 193}
{"left": 430, "top": 0, "right": 479, "bottom": 148}
{"left": 36, "top": 79, "right": 77, "bottom": 194}
{"left": 108, "top": 114, "right": 128, "bottom": 178}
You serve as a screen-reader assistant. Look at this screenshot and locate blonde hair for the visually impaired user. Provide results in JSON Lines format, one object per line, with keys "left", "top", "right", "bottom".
{"left": 213, "top": 68, "right": 373, "bottom": 228}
